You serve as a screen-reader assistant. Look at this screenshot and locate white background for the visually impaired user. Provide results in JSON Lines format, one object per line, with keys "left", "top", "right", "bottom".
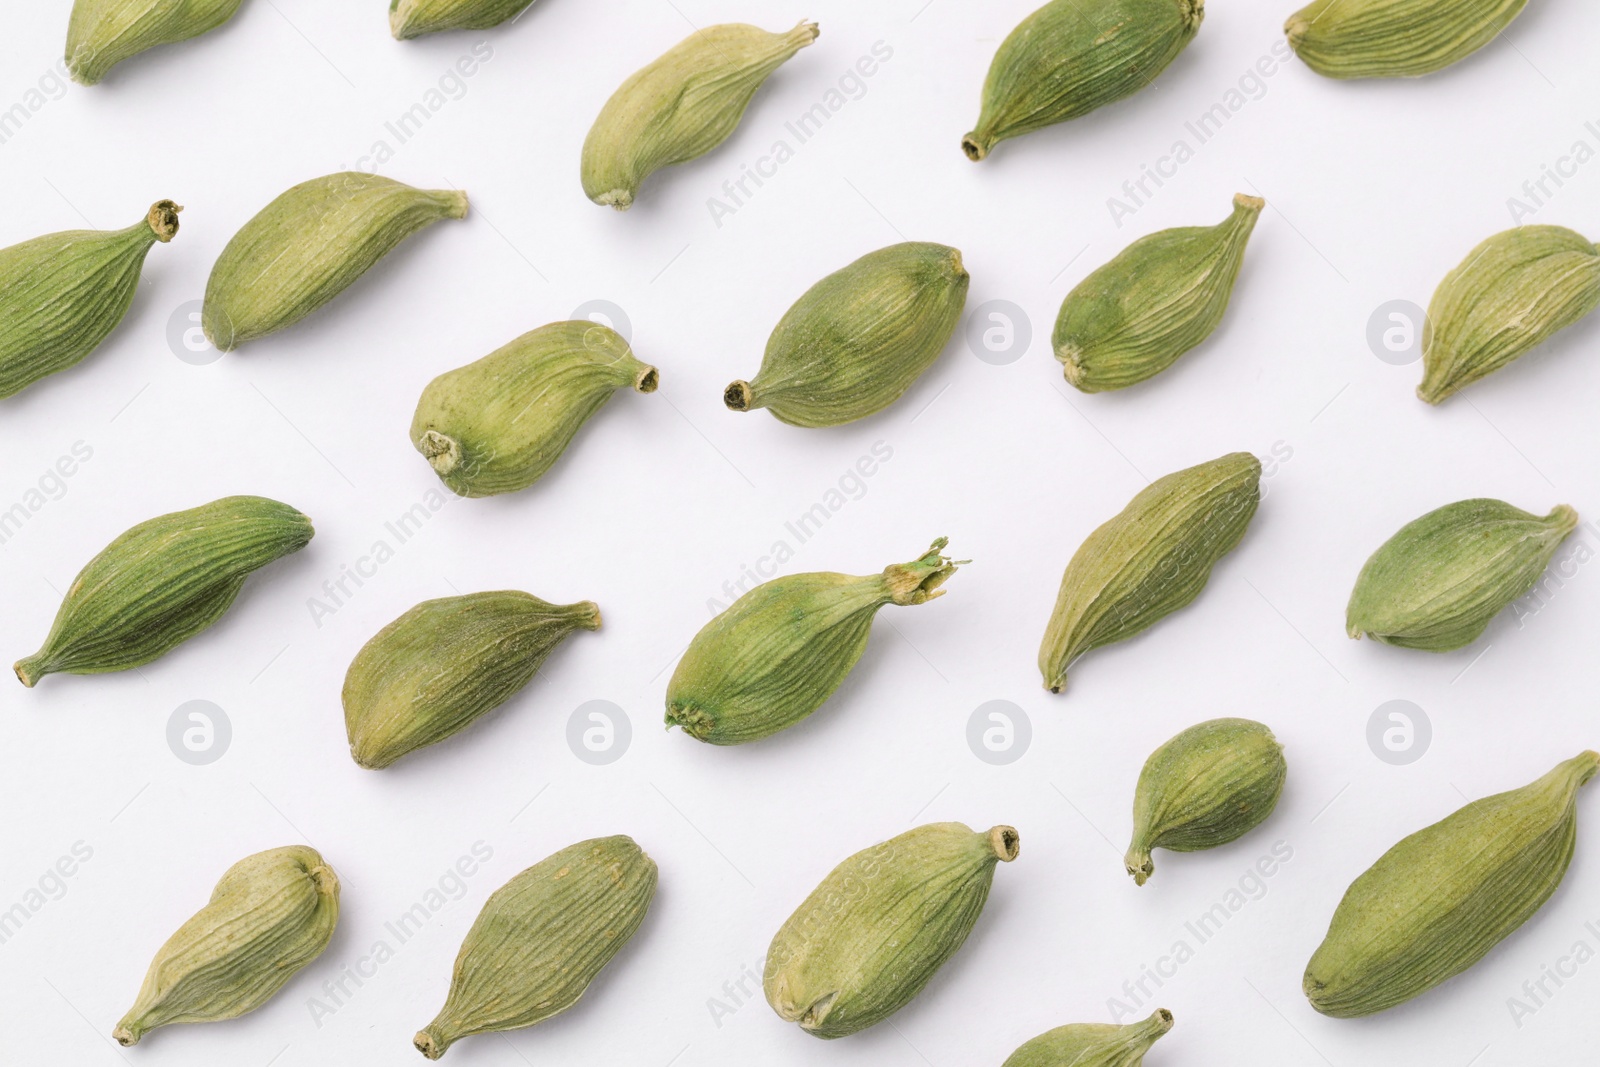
{"left": 2, "top": 1, "right": 1599, "bottom": 1064}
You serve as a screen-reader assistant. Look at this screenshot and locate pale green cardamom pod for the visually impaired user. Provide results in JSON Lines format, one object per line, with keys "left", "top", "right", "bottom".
{"left": 1125, "top": 718, "right": 1285, "bottom": 885}
{"left": 15, "top": 496, "right": 313, "bottom": 687}
{"left": 415, "top": 835, "right": 657, "bottom": 1059}
{"left": 1346, "top": 498, "right": 1577, "bottom": 651}
{"left": 0, "top": 200, "right": 180, "bottom": 400}
{"left": 411, "top": 321, "right": 658, "bottom": 498}
{"left": 1001, "top": 1009, "right": 1174, "bottom": 1067}
{"left": 766, "top": 823, "right": 1019, "bottom": 1039}
{"left": 1039, "top": 452, "right": 1260, "bottom": 693}
{"left": 666, "top": 539, "right": 961, "bottom": 744}
{"left": 113, "top": 846, "right": 339, "bottom": 1046}
{"left": 67, "top": 0, "right": 246, "bottom": 85}
{"left": 344, "top": 591, "right": 601, "bottom": 768}
{"left": 203, "top": 173, "right": 468, "bottom": 351}
{"left": 726, "top": 243, "right": 969, "bottom": 427}
{"left": 1285, "top": 0, "right": 1527, "bottom": 79}
{"left": 1056, "top": 194, "right": 1262, "bottom": 392}
{"left": 1417, "top": 226, "right": 1600, "bottom": 404}
{"left": 963, "top": 0, "right": 1204, "bottom": 161}
{"left": 582, "top": 21, "right": 819, "bottom": 210}
{"left": 391, "top": 0, "right": 538, "bottom": 39}
{"left": 1305, "top": 751, "right": 1599, "bottom": 1017}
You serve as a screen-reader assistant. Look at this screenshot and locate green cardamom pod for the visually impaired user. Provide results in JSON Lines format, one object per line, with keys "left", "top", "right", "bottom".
{"left": 15, "top": 496, "right": 313, "bottom": 687}
{"left": 1039, "top": 452, "right": 1260, "bottom": 693}
{"left": 1056, "top": 194, "right": 1262, "bottom": 392}
{"left": 666, "top": 539, "right": 961, "bottom": 745}
{"left": 203, "top": 173, "right": 468, "bottom": 351}
{"left": 67, "top": 0, "right": 246, "bottom": 85}
{"left": 1002, "top": 1009, "right": 1174, "bottom": 1067}
{"left": 1125, "top": 718, "right": 1285, "bottom": 885}
{"left": 390, "top": 0, "right": 537, "bottom": 39}
{"left": 0, "top": 201, "right": 180, "bottom": 399}
{"left": 1285, "top": 0, "right": 1527, "bottom": 79}
{"left": 581, "top": 21, "right": 819, "bottom": 210}
{"left": 963, "top": 0, "right": 1204, "bottom": 161}
{"left": 344, "top": 591, "right": 601, "bottom": 768}
{"left": 725, "top": 243, "right": 969, "bottom": 427}
{"left": 113, "top": 845, "right": 339, "bottom": 1046}
{"left": 411, "top": 321, "right": 658, "bottom": 498}
{"left": 415, "top": 835, "right": 657, "bottom": 1059}
{"left": 1305, "top": 751, "right": 1599, "bottom": 1017}
{"left": 1346, "top": 499, "right": 1577, "bottom": 652}
{"left": 1417, "top": 226, "right": 1600, "bottom": 404}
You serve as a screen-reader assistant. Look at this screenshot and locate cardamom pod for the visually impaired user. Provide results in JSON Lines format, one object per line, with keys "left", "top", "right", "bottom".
{"left": 0, "top": 201, "right": 180, "bottom": 399}
{"left": 1002, "top": 1009, "right": 1174, "bottom": 1067}
{"left": 411, "top": 322, "right": 658, "bottom": 498}
{"left": 1056, "top": 194, "right": 1262, "bottom": 392}
{"left": 766, "top": 823, "right": 1018, "bottom": 1039}
{"left": 67, "top": 0, "right": 246, "bottom": 85}
{"left": 666, "top": 539, "right": 961, "bottom": 745}
{"left": 1305, "top": 751, "right": 1599, "bottom": 1017}
{"left": 15, "top": 496, "right": 313, "bottom": 687}
{"left": 1039, "top": 452, "right": 1260, "bottom": 693}
{"left": 1285, "top": 0, "right": 1527, "bottom": 79}
{"left": 1417, "top": 226, "right": 1600, "bottom": 404}
{"left": 203, "top": 173, "right": 468, "bottom": 351}
{"left": 1125, "top": 718, "right": 1285, "bottom": 885}
{"left": 415, "top": 835, "right": 657, "bottom": 1058}
{"left": 725, "top": 243, "right": 969, "bottom": 427}
{"left": 963, "top": 0, "right": 1204, "bottom": 161}
{"left": 113, "top": 845, "right": 339, "bottom": 1046}
{"left": 391, "top": 0, "right": 537, "bottom": 39}
{"left": 344, "top": 591, "right": 601, "bottom": 768}
{"left": 582, "top": 21, "right": 819, "bottom": 210}
{"left": 1347, "top": 499, "right": 1577, "bottom": 651}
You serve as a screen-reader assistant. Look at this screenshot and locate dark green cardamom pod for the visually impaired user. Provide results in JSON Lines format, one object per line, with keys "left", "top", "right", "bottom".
{"left": 1286, "top": 0, "right": 1528, "bottom": 79}
{"left": 391, "top": 0, "right": 538, "bottom": 39}
{"left": 67, "top": 0, "right": 246, "bottom": 85}
{"left": 1002, "top": 1010, "right": 1174, "bottom": 1067}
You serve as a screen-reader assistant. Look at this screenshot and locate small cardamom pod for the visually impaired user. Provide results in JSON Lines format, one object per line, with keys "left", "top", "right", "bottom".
{"left": 0, "top": 201, "right": 180, "bottom": 399}
{"left": 666, "top": 539, "right": 961, "bottom": 744}
{"left": 1125, "top": 718, "right": 1285, "bottom": 885}
{"left": 67, "top": 0, "right": 246, "bottom": 85}
{"left": 1002, "top": 1009, "right": 1174, "bottom": 1067}
{"left": 725, "top": 243, "right": 969, "bottom": 427}
{"left": 203, "top": 173, "right": 468, "bottom": 351}
{"left": 1305, "top": 751, "right": 1599, "bottom": 1017}
{"left": 1056, "top": 194, "right": 1262, "bottom": 392}
{"left": 15, "top": 496, "right": 313, "bottom": 687}
{"left": 114, "top": 845, "right": 339, "bottom": 1046}
{"left": 1285, "top": 0, "right": 1528, "bottom": 79}
{"left": 411, "top": 321, "right": 658, "bottom": 498}
{"left": 766, "top": 823, "right": 1019, "bottom": 1039}
{"left": 415, "top": 835, "right": 657, "bottom": 1058}
{"left": 391, "top": 0, "right": 538, "bottom": 39}
{"left": 1039, "top": 452, "right": 1260, "bottom": 693}
{"left": 1347, "top": 498, "right": 1577, "bottom": 651}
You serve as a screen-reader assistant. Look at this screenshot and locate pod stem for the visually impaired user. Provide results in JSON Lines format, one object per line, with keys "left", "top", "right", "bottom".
{"left": 1129, "top": 1007, "right": 1175, "bottom": 1042}
{"left": 634, "top": 364, "right": 659, "bottom": 394}
{"left": 881, "top": 537, "right": 965, "bottom": 605}
{"left": 146, "top": 201, "right": 182, "bottom": 243}
{"left": 1125, "top": 841, "right": 1155, "bottom": 886}
{"left": 787, "top": 20, "right": 822, "bottom": 46}
{"left": 987, "top": 825, "right": 1020, "bottom": 861}
{"left": 961, "top": 131, "right": 992, "bottom": 162}
{"left": 723, "top": 380, "right": 753, "bottom": 412}
{"left": 1547, "top": 505, "right": 1580, "bottom": 538}
{"left": 414, "top": 1026, "right": 450, "bottom": 1060}
{"left": 13, "top": 654, "right": 49, "bottom": 688}
{"left": 418, "top": 431, "right": 462, "bottom": 476}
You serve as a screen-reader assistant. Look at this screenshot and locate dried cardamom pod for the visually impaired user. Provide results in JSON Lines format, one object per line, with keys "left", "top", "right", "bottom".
{"left": 15, "top": 496, "right": 312, "bottom": 687}
{"left": 67, "top": 0, "right": 246, "bottom": 85}
{"left": 416, "top": 835, "right": 657, "bottom": 1058}
{"left": 1056, "top": 194, "right": 1262, "bottom": 392}
{"left": 582, "top": 21, "right": 819, "bottom": 210}
{"left": 1125, "top": 718, "right": 1285, "bottom": 885}
{"left": 766, "top": 823, "right": 1019, "bottom": 1039}
{"left": 1039, "top": 452, "right": 1260, "bottom": 693}
{"left": 1285, "top": 0, "right": 1527, "bottom": 79}
{"left": 964, "top": 0, "right": 1204, "bottom": 161}
{"left": 666, "top": 539, "right": 961, "bottom": 745}
{"left": 203, "top": 173, "right": 468, "bottom": 351}
{"left": 391, "top": 0, "right": 538, "bottom": 39}
{"left": 114, "top": 845, "right": 339, "bottom": 1046}
{"left": 411, "top": 322, "right": 658, "bottom": 498}
{"left": 725, "top": 243, "right": 969, "bottom": 427}
{"left": 1347, "top": 499, "right": 1577, "bottom": 651}
{"left": 1305, "top": 751, "right": 1599, "bottom": 1017}
{"left": 1002, "top": 1009, "right": 1174, "bottom": 1067}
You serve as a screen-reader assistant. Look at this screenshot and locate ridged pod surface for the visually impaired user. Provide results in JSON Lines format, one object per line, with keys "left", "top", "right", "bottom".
{"left": 66, "top": 0, "right": 246, "bottom": 84}
{"left": 390, "top": 0, "right": 538, "bottom": 39}
{"left": 1001, "top": 1010, "right": 1174, "bottom": 1067}
{"left": 1285, "top": 0, "right": 1528, "bottom": 79}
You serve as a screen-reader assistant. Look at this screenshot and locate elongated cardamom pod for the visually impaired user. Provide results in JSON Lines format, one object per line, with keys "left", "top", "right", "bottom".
{"left": 1305, "top": 751, "right": 1599, "bottom": 1017}
{"left": 1417, "top": 226, "right": 1600, "bottom": 403}
{"left": 0, "top": 201, "right": 179, "bottom": 399}
{"left": 15, "top": 496, "right": 312, "bottom": 687}
{"left": 964, "top": 0, "right": 1203, "bottom": 161}
{"left": 416, "top": 835, "right": 657, "bottom": 1058}
{"left": 1056, "top": 194, "right": 1262, "bottom": 392}
{"left": 582, "top": 21, "right": 819, "bottom": 210}
{"left": 726, "top": 243, "right": 969, "bottom": 427}
{"left": 67, "top": 0, "right": 245, "bottom": 85}
{"left": 1285, "top": 0, "right": 1527, "bottom": 79}
{"left": 1002, "top": 1009, "right": 1174, "bottom": 1067}
{"left": 666, "top": 539, "right": 961, "bottom": 745}
{"left": 1039, "top": 452, "right": 1260, "bottom": 693}
{"left": 203, "top": 173, "right": 468, "bottom": 351}
{"left": 391, "top": 0, "right": 537, "bottom": 39}
{"left": 1346, "top": 498, "right": 1577, "bottom": 652}
{"left": 766, "top": 823, "right": 1019, "bottom": 1039}
{"left": 114, "top": 846, "right": 339, "bottom": 1046}
{"left": 411, "top": 322, "right": 658, "bottom": 498}
{"left": 1125, "top": 718, "right": 1285, "bottom": 885}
